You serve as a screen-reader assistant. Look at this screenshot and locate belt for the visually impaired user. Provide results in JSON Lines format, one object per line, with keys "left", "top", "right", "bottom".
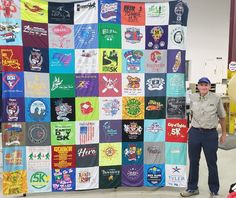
{"left": 192, "top": 127, "right": 216, "bottom": 131}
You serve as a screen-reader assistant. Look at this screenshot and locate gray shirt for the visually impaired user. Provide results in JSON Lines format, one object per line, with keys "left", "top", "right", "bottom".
{"left": 190, "top": 92, "right": 226, "bottom": 129}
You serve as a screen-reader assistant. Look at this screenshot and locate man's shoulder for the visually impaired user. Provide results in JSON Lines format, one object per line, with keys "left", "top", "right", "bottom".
{"left": 208, "top": 92, "right": 220, "bottom": 100}
{"left": 190, "top": 93, "right": 199, "bottom": 100}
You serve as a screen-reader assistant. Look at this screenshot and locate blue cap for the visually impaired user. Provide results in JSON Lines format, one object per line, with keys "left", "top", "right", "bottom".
{"left": 198, "top": 77, "right": 211, "bottom": 84}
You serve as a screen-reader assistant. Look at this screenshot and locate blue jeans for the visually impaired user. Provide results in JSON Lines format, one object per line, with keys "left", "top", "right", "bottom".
{"left": 187, "top": 127, "right": 219, "bottom": 194}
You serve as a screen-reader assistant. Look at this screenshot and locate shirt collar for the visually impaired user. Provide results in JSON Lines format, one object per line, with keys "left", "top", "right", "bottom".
{"left": 199, "top": 92, "right": 210, "bottom": 101}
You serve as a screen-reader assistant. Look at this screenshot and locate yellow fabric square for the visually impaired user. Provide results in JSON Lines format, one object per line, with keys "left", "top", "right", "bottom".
{"left": 99, "top": 143, "right": 121, "bottom": 166}
{"left": 122, "top": 97, "right": 145, "bottom": 119}
{"left": 21, "top": 0, "right": 48, "bottom": 23}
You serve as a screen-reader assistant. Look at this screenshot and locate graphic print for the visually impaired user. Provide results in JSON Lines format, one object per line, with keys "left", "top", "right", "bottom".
{"left": 1, "top": 46, "right": 24, "bottom": 72}
{"left": 1, "top": 0, "right": 189, "bottom": 194}
{"left": 21, "top": 0, "right": 48, "bottom": 23}
{"left": 76, "top": 121, "right": 99, "bottom": 145}
{"left": 99, "top": 0, "right": 121, "bottom": 23}
{"left": 0, "top": 0, "right": 20, "bottom": 19}
{"left": 0, "top": 19, "right": 22, "bottom": 45}
{"left": 99, "top": 49, "right": 122, "bottom": 73}
{"left": 122, "top": 97, "right": 144, "bottom": 120}
{"left": 25, "top": 98, "right": 50, "bottom": 122}
{"left": 2, "top": 72, "right": 24, "bottom": 98}
{"left": 2, "top": 122, "right": 26, "bottom": 147}
{"left": 74, "top": 0, "right": 98, "bottom": 24}
{"left": 25, "top": 122, "right": 51, "bottom": 146}
{"left": 23, "top": 47, "right": 49, "bottom": 73}
{"left": 52, "top": 168, "right": 75, "bottom": 191}
{"left": 49, "top": 24, "right": 74, "bottom": 49}
{"left": 2, "top": 98, "right": 25, "bottom": 122}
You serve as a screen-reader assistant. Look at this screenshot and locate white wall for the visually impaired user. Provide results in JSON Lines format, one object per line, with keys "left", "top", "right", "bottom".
{"left": 186, "top": 0, "right": 230, "bottom": 83}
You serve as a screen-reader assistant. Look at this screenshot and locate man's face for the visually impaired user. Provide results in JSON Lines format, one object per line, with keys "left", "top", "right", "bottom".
{"left": 197, "top": 83, "right": 211, "bottom": 95}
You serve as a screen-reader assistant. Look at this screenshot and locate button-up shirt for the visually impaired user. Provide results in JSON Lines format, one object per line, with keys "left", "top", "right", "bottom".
{"left": 190, "top": 92, "right": 226, "bottom": 129}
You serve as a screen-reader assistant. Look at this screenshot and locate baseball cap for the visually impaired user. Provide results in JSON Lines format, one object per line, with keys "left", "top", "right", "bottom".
{"left": 198, "top": 77, "right": 211, "bottom": 84}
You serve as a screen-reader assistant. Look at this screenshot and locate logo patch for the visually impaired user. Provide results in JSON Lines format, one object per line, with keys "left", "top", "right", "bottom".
{"left": 125, "top": 27, "right": 143, "bottom": 43}
{"left": 1, "top": 49, "right": 20, "bottom": 69}
{"left": 147, "top": 166, "right": 162, "bottom": 185}
{"left": 28, "top": 124, "right": 48, "bottom": 144}
{"left": 29, "top": 48, "right": 43, "bottom": 71}
{"left": 3, "top": 73, "right": 20, "bottom": 89}
{"left": 30, "top": 171, "right": 49, "bottom": 189}
{"left": 6, "top": 98, "right": 20, "bottom": 122}
{"left": 100, "top": 2, "right": 118, "bottom": 22}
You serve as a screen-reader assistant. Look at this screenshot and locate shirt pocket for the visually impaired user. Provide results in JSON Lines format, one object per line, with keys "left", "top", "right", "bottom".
{"left": 205, "top": 103, "right": 217, "bottom": 114}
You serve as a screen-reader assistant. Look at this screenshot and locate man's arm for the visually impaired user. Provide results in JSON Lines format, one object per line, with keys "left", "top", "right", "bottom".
{"left": 219, "top": 117, "right": 227, "bottom": 144}
{"left": 217, "top": 97, "right": 227, "bottom": 144}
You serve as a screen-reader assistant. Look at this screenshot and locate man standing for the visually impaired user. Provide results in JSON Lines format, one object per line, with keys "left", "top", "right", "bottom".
{"left": 180, "top": 77, "right": 227, "bottom": 198}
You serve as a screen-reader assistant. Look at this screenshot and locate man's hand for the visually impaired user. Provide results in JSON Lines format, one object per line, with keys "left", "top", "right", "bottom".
{"left": 219, "top": 133, "right": 227, "bottom": 144}
{"left": 219, "top": 117, "right": 227, "bottom": 144}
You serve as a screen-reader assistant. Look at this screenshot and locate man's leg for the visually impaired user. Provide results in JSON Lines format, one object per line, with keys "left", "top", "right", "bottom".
{"left": 202, "top": 130, "right": 219, "bottom": 194}
{"left": 187, "top": 127, "right": 202, "bottom": 190}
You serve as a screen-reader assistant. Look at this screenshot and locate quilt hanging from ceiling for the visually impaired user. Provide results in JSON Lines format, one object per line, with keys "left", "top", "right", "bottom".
{"left": 0, "top": 0, "right": 188, "bottom": 195}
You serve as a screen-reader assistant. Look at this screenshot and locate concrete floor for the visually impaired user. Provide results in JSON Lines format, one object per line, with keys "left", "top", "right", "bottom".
{"left": 0, "top": 146, "right": 235, "bottom": 198}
